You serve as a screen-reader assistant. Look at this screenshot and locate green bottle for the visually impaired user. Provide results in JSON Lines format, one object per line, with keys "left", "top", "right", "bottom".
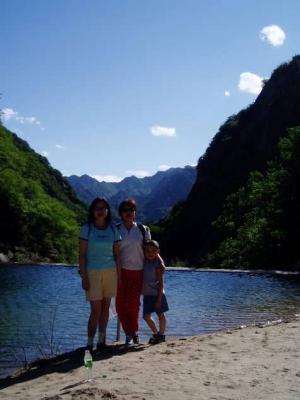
{"left": 84, "top": 350, "right": 93, "bottom": 381}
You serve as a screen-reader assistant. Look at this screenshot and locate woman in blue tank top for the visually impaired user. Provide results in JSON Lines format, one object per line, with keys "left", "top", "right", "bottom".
{"left": 79, "top": 198, "right": 121, "bottom": 352}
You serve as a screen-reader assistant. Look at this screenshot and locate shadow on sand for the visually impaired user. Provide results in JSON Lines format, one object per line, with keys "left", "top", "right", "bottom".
{"left": 0, "top": 343, "right": 147, "bottom": 390}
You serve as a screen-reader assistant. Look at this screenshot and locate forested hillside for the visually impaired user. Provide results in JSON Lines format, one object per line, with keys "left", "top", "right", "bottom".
{"left": 0, "top": 125, "right": 86, "bottom": 263}
{"left": 161, "top": 56, "right": 300, "bottom": 270}
{"left": 208, "top": 127, "right": 300, "bottom": 269}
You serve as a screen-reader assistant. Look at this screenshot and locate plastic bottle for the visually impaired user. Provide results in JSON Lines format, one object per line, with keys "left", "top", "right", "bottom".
{"left": 84, "top": 349, "right": 93, "bottom": 381}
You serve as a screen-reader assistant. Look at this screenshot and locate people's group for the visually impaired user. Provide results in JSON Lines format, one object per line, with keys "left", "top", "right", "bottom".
{"left": 79, "top": 197, "right": 169, "bottom": 352}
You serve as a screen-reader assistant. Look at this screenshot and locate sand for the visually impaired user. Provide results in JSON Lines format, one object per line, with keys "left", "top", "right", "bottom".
{"left": 0, "top": 320, "right": 299, "bottom": 400}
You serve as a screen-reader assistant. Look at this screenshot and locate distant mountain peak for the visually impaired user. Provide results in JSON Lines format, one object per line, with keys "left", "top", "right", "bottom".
{"left": 68, "top": 166, "right": 196, "bottom": 222}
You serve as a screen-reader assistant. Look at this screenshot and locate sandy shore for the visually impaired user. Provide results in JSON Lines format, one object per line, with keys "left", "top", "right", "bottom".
{"left": 0, "top": 320, "right": 299, "bottom": 400}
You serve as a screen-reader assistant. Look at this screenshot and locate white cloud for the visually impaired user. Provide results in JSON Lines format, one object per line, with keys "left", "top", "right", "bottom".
{"left": 126, "top": 170, "right": 150, "bottom": 178}
{"left": 238, "top": 72, "right": 263, "bottom": 95}
{"left": 259, "top": 25, "right": 286, "bottom": 47}
{"left": 55, "top": 144, "right": 64, "bottom": 149}
{"left": 25, "top": 116, "right": 37, "bottom": 124}
{"left": 95, "top": 169, "right": 153, "bottom": 181}
{"left": 158, "top": 164, "right": 171, "bottom": 171}
{"left": 16, "top": 115, "right": 41, "bottom": 125}
{"left": 1, "top": 107, "right": 42, "bottom": 127}
{"left": 93, "top": 175, "right": 123, "bottom": 183}
{"left": 2, "top": 108, "right": 19, "bottom": 121}
{"left": 150, "top": 125, "right": 176, "bottom": 137}
{"left": 42, "top": 151, "right": 48, "bottom": 157}
{"left": 16, "top": 117, "right": 25, "bottom": 124}
{"left": 224, "top": 91, "right": 230, "bottom": 97}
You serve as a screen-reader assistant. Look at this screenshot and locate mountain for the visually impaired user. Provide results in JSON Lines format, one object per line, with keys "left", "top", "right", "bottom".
{"left": 208, "top": 126, "right": 300, "bottom": 269}
{"left": 161, "top": 55, "right": 300, "bottom": 269}
{"left": 0, "top": 125, "right": 86, "bottom": 263}
{"left": 141, "top": 167, "right": 197, "bottom": 222}
{"left": 67, "top": 174, "right": 119, "bottom": 205}
{"left": 68, "top": 166, "right": 196, "bottom": 222}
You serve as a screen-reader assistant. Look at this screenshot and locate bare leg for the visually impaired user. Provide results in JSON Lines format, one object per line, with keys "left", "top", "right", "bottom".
{"left": 88, "top": 301, "right": 101, "bottom": 339}
{"left": 98, "top": 298, "right": 111, "bottom": 336}
{"left": 143, "top": 314, "right": 158, "bottom": 334}
{"left": 158, "top": 313, "right": 166, "bottom": 334}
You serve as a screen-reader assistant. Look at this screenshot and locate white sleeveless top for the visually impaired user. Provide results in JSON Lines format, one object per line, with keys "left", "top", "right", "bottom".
{"left": 118, "top": 222, "right": 151, "bottom": 271}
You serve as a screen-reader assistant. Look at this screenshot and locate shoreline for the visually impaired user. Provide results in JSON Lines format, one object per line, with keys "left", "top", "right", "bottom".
{"left": 1, "top": 318, "right": 299, "bottom": 399}
{"left": 0, "top": 316, "right": 297, "bottom": 383}
{"left": 1, "top": 262, "right": 300, "bottom": 275}
{"left": 1, "top": 316, "right": 299, "bottom": 381}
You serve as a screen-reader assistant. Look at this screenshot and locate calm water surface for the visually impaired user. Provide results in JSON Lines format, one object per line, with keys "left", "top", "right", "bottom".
{"left": 0, "top": 264, "right": 300, "bottom": 378}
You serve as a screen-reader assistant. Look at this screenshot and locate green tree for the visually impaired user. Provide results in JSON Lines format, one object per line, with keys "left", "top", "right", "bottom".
{"left": 208, "top": 127, "right": 300, "bottom": 269}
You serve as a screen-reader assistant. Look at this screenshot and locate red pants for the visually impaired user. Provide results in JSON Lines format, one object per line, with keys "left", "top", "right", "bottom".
{"left": 116, "top": 268, "right": 143, "bottom": 336}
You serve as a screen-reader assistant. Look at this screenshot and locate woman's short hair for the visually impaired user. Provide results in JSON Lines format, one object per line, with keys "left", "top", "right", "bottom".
{"left": 88, "top": 197, "right": 112, "bottom": 225}
{"left": 118, "top": 199, "right": 137, "bottom": 217}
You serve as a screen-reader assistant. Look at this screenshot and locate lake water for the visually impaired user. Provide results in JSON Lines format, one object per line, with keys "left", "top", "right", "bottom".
{"left": 0, "top": 264, "right": 300, "bottom": 379}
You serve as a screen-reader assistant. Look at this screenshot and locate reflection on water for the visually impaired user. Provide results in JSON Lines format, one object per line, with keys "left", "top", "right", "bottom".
{"left": 0, "top": 265, "right": 299, "bottom": 378}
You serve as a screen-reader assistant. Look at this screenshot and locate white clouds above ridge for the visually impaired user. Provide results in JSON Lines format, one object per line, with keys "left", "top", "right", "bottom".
{"left": 158, "top": 165, "right": 171, "bottom": 171}
{"left": 259, "top": 25, "right": 286, "bottom": 47}
{"left": 150, "top": 126, "right": 176, "bottom": 137}
{"left": 2, "top": 107, "right": 42, "bottom": 127}
{"left": 93, "top": 175, "right": 123, "bottom": 183}
{"left": 126, "top": 170, "right": 150, "bottom": 178}
{"left": 238, "top": 72, "right": 264, "bottom": 95}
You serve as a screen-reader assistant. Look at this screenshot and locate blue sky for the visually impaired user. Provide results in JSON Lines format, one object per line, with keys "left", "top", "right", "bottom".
{"left": 1, "top": 0, "right": 300, "bottom": 181}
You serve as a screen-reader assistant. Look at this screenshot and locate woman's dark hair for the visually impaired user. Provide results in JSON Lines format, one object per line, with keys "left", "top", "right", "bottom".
{"left": 88, "top": 197, "right": 112, "bottom": 225}
{"left": 118, "top": 199, "right": 137, "bottom": 217}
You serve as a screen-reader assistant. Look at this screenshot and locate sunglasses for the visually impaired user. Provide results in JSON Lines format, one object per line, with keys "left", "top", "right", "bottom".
{"left": 121, "top": 208, "right": 135, "bottom": 213}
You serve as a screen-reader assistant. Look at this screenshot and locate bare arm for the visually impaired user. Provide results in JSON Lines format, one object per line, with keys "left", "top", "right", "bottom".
{"left": 157, "top": 254, "right": 166, "bottom": 273}
{"left": 79, "top": 239, "right": 89, "bottom": 291}
{"left": 155, "top": 267, "right": 164, "bottom": 308}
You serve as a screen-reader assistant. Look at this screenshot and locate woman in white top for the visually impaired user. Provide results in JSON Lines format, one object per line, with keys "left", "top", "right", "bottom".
{"left": 115, "top": 199, "right": 151, "bottom": 345}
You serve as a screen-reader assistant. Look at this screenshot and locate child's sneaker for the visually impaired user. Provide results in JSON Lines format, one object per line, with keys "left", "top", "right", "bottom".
{"left": 148, "top": 334, "right": 156, "bottom": 344}
{"left": 157, "top": 334, "right": 165, "bottom": 343}
{"left": 148, "top": 334, "right": 159, "bottom": 344}
{"left": 149, "top": 333, "right": 165, "bottom": 345}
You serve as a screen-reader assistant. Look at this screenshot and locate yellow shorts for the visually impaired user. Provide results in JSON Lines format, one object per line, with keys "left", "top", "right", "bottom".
{"left": 86, "top": 268, "right": 117, "bottom": 301}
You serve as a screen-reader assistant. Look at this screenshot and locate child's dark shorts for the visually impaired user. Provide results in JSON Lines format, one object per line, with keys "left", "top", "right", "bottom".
{"left": 143, "top": 294, "right": 169, "bottom": 316}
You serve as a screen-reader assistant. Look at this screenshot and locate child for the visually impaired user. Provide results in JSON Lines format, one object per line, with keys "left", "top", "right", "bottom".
{"left": 142, "top": 240, "right": 169, "bottom": 344}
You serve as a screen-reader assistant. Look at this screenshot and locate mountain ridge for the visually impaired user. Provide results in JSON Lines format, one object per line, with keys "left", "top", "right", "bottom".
{"left": 68, "top": 166, "right": 196, "bottom": 222}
